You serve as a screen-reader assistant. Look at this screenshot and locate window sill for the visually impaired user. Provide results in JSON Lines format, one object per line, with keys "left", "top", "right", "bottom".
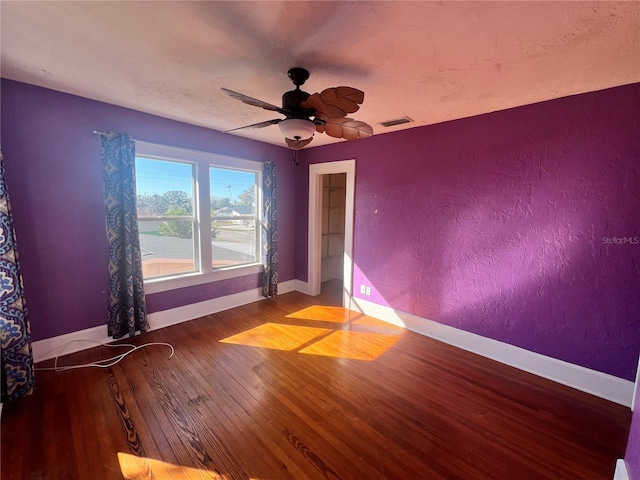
{"left": 144, "top": 263, "right": 263, "bottom": 295}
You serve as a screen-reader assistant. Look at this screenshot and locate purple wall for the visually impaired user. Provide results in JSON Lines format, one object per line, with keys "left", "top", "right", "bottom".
{"left": 300, "top": 83, "right": 640, "bottom": 381}
{"left": 627, "top": 378, "right": 640, "bottom": 478}
{"left": 1, "top": 79, "right": 294, "bottom": 342}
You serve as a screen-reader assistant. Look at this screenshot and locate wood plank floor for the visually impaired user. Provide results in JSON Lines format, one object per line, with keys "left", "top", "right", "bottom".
{"left": 1, "top": 280, "right": 631, "bottom": 479}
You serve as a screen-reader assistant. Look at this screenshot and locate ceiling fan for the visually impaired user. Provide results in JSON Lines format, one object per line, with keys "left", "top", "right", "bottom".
{"left": 221, "top": 67, "right": 373, "bottom": 150}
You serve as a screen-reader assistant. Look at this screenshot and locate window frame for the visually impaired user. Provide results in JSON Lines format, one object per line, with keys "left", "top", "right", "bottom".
{"left": 135, "top": 141, "right": 264, "bottom": 294}
{"left": 136, "top": 157, "right": 200, "bottom": 279}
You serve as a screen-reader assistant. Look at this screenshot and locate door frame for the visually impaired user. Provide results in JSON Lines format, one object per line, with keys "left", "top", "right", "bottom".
{"left": 308, "top": 159, "right": 355, "bottom": 307}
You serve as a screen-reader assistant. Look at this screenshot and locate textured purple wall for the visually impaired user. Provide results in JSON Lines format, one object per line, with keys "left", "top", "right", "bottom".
{"left": 1, "top": 79, "right": 294, "bottom": 341}
{"left": 627, "top": 379, "right": 640, "bottom": 479}
{"left": 300, "top": 83, "right": 640, "bottom": 380}
{"left": 145, "top": 273, "right": 262, "bottom": 313}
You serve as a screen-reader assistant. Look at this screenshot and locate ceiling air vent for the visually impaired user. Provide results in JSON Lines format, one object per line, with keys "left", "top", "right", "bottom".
{"left": 380, "top": 116, "right": 413, "bottom": 128}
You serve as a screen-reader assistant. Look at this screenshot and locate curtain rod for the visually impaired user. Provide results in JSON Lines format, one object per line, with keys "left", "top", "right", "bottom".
{"left": 93, "top": 130, "right": 138, "bottom": 141}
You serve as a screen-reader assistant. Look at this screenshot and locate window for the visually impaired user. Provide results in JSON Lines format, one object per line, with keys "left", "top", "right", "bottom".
{"left": 134, "top": 141, "right": 263, "bottom": 290}
{"left": 135, "top": 157, "right": 198, "bottom": 279}
{"left": 210, "top": 167, "right": 259, "bottom": 268}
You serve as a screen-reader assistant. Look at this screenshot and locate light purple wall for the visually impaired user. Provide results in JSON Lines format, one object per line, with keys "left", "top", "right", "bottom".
{"left": 299, "top": 83, "right": 640, "bottom": 381}
{"left": 1, "top": 79, "right": 294, "bottom": 341}
{"left": 627, "top": 378, "right": 640, "bottom": 479}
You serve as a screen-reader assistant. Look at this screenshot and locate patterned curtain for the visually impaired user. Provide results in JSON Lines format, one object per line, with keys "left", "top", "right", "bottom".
{"left": 99, "top": 132, "right": 149, "bottom": 339}
{"left": 262, "top": 162, "right": 278, "bottom": 298}
{"left": 0, "top": 151, "right": 35, "bottom": 402}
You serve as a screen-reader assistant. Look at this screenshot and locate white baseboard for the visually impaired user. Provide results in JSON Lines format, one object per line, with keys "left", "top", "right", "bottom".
{"left": 32, "top": 280, "right": 297, "bottom": 364}
{"left": 632, "top": 354, "right": 640, "bottom": 412}
{"left": 295, "top": 280, "right": 310, "bottom": 295}
{"left": 147, "top": 286, "right": 265, "bottom": 331}
{"left": 351, "top": 297, "right": 634, "bottom": 407}
{"left": 31, "top": 323, "right": 111, "bottom": 364}
{"left": 278, "top": 280, "right": 297, "bottom": 294}
{"left": 614, "top": 459, "right": 629, "bottom": 480}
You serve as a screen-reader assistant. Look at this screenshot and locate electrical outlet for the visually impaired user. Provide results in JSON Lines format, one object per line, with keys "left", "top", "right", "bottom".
{"left": 365, "top": 286, "right": 371, "bottom": 296}
{"left": 360, "top": 284, "right": 366, "bottom": 294}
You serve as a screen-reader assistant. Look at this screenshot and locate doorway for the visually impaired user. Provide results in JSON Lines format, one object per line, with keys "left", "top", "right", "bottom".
{"left": 307, "top": 160, "right": 355, "bottom": 307}
{"left": 320, "top": 173, "right": 347, "bottom": 285}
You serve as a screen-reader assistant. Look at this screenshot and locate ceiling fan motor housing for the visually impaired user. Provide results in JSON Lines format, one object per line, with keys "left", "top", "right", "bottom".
{"left": 287, "top": 67, "right": 309, "bottom": 86}
{"left": 283, "top": 67, "right": 315, "bottom": 118}
{"left": 282, "top": 89, "right": 312, "bottom": 117}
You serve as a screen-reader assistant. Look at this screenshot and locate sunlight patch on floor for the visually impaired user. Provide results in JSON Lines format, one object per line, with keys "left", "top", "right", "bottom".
{"left": 220, "top": 306, "right": 404, "bottom": 361}
{"left": 286, "top": 305, "right": 361, "bottom": 323}
{"left": 299, "top": 331, "right": 401, "bottom": 361}
{"left": 118, "top": 452, "right": 225, "bottom": 479}
{"left": 219, "top": 323, "right": 330, "bottom": 351}
{"left": 351, "top": 315, "right": 405, "bottom": 332}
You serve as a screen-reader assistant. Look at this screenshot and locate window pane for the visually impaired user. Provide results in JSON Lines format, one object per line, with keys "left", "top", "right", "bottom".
{"left": 210, "top": 168, "right": 256, "bottom": 214}
{"left": 212, "top": 219, "right": 258, "bottom": 268}
{"left": 136, "top": 157, "right": 197, "bottom": 279}
{"left": 139, "top": 220, "right": 196, "bottom": 278}
{"left": 136, "top": 158, "right": 194, "bottom": 215}
{"left": 210, "top": 167, "right": 259, "bottom": 268}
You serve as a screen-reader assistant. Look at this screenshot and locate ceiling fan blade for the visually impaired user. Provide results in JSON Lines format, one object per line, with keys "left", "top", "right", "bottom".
{"left": 225, "top": 119, "right": 282, "bottom": 133}
{"left": 303, "top": 86, "right": 364, "bottom": 120}
{"left": 317, "top": 118, "right": 373, "bottom": 140}
{"left": 221, "top": 87, "right": 290, "bottom": 115}
{"left": 285, "top": 137, "right": 314, "bottom": 150}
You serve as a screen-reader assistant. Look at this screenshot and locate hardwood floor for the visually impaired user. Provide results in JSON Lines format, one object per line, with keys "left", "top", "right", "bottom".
{"left": 1, "top": 280, "right": 631, "bottom": 479}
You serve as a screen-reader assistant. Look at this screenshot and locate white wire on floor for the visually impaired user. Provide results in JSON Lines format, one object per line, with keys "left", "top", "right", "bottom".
{"left": 34, "top": 339, "right": 174, "bottom": 372}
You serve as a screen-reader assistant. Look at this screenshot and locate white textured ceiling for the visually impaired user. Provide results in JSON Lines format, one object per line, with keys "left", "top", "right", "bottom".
{"left": 1, "top": 1, "right": 639, "bottom": 149}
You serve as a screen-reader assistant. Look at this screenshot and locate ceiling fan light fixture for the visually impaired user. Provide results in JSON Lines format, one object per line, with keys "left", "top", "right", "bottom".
{"left": 278, "top": 118, "right": 315, "bottom": 140}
